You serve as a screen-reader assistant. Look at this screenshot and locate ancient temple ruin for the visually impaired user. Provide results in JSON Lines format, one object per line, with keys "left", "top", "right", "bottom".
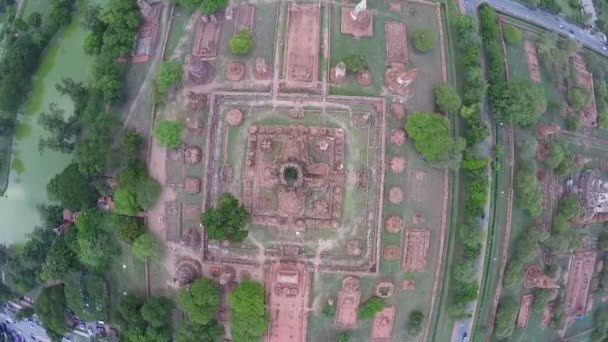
{"left": 574, "top": 170, "right": 608, "bottom": 222}
{"left": 132, "top": 0, "right": 161, "bottom": 63}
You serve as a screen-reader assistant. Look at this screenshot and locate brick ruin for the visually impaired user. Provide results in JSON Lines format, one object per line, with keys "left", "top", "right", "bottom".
{"left": 384, "top": 66, "right": 417, "bottom": 97}
{"left": 523, "top": 40, "right": 541, "bottom": 83}
{"left": 574, "top": 169, "right": 608, "bottom": 222}
{"left": 132, "top": 0, "right": 161, "bottom": 63}
{"left": 516, "top": 294, "right": 533, "bottom": 329}
{"left": 235, "top": 4, "right": 255, "bottom": 33}
{"left": 334, "top": 276, "right": 361, "bottom": 327}
{"left": 242, "top": 124, "right": 345, "bottom": 230}
{"left": 265, "top": 262, "right": 310, "bottom": 342}
{"left": 340, "top": 0, "right": 373, "bottom": 38}
{"left": 385, "top": 22, "right": 408, "bottom": 65}
{"left": 370, "top": 305, "right": 396, "bottom": 341}
{"left": 192, "top": 13, "right": 222, "bottom": 58}
{"left": 564, "top": 251, "right": 597, "bottom": 322}
{"left": 523, "top": 265, "right": 559, "bottom": 289}
{"left": 283, "top": 3, "right": 321, "bottom": 89}
{"left": 569, "top": 55, "right": 598, "bottom": 128}
{"left": 539, "top": 302, "right": 553, "bottom": 328}
{"left": 401, "top": 229, "right": 430, "bottom": 272}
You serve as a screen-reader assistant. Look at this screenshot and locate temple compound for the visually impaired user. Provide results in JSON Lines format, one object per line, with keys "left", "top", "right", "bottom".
{"left": 574, "top": 169, "right": 608, "bottom": 222}
{"left": 132, "top": 0, "right": 161, "bottom": 63}
{"left": 266, "top": 262, "right": 310, "bottom": 342}
{"left": 242, "top": 125, "right": 345, "bottom": 230}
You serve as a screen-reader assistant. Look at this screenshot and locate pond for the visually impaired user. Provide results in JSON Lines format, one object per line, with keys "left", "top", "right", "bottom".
{"left": 0, "top": 4, "right": 95, "bottom": 245}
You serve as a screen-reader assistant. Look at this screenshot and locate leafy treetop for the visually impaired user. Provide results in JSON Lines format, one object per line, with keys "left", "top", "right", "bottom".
{"left": 201, "top": 193, "right": 250, "bottom": 242}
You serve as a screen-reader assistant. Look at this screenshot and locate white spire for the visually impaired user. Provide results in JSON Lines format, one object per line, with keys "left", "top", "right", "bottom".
{"left": 351, "top": 0, "right": 367, "bottom": 20}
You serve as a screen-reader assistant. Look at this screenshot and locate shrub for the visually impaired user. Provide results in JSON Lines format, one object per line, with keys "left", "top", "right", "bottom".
{"left": 434, "top": 82, "right": 462, "bottom": 112}
{"left": 358, "top": 297, "right": 385, "bottom": 320}
{"left": 154, "top": 120, "right": 183, "bottom": 148}
{"left": 229, "top": 29, "right": 253, "bottom": 55}
{"left": 113, "top": 188, "right": 139, "bottom": 215}
{"left": 115, "top": 215, "right": 145, "bottom": 243}
{"left": 503, "top": 25, "right": 522, "bottom": 45}
{"left": 566, "top": 115, "right": 581, "bottom": 132}
{"left": 494, "top": 297, "right": 518, "bottom": 338}
{"left": 567, "top": 86, "right": 589, "bottom": 111}
{"left": 321, "top": 304, "right": 336, "bottom": 318}
{"left": 120, "top": 129, "right": 143, "bottom": 155}
{"left": 410, "top": 27, "right": 436, "bottom": 53}
{"left": 407, "top": 310, "right": 424, "bottom": 336}
{"left": 154, "top": 61, "right": 182, "bottom": 98}
{"left": 342, "top": 54, "right": 367, "bottom": 73}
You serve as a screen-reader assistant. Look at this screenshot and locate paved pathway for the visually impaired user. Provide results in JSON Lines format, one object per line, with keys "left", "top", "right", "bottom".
{"left": 464, "top": 0, "right": 608, "bottom": 56}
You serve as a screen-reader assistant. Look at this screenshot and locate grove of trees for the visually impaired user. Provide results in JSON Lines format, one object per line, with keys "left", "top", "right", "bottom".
{"left": 405, "top": 112, "right": 465, "bottom": 168}
{"left": 228, "top": 280, "right": 269, "bottom": 342}
{"left": 200, "top": 193, "right": 250, "bottom": 242}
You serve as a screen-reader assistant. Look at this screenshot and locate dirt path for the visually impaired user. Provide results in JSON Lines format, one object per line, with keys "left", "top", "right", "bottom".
{"left": 169, "top": 10, "right": 198, "bottom": 61}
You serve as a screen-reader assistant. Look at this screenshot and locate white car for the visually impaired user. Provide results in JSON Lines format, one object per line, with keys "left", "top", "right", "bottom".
{"left": 603, "top": 45, "right": 607, "bottom": 51}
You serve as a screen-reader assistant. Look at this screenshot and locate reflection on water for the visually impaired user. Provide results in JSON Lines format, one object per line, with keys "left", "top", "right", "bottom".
{"left": 0, "top": 8, "right": 93, "bottom": 245}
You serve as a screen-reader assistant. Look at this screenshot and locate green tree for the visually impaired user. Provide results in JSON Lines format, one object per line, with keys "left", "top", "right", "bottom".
{"left": 132, "top": 233, "right": 164, "bottom": 262}
{"left": 39, "top": 229, "right": 78, "bottom": 282}
{"left": 358, "top": 297, "right": 385, "bottom": 320}
{"left": 434, "top": 82, "right": 462, "bottom": 112}
{"left": 557, "top": 193, "right": 582, "bottom": 222}
{"left": 34, "top": 285, "right": 67, "bottom": 336}
{"left": 47, "top": 163, "right": 98, "bottom": 211}
{"left": 503, "top": 25, "right": 522, "bottom": 45}
{"left": 229, "top": 29, "right": 253, "bottom": 55}
{"left": 229, "top": 280, "right": 269, "bottom": 342}
{"left": 27, "top": 12, "right": 42, "bottom": 28}
{"left": 177, "top": 278, "right": 220, "bottom": 325}
{"left": 154, "top": 61, "right": 182, "bottom": 98}
{"left": 405, "top": 112, "right": 465, "bottom": 167}
{"left": 141, "top": 296, "right": 173, "bottom": 327}
{"left": 532, "top": 289, "right": 549, "bottom": 313}
{"left": 566, "top": 115, "right": 581, "bottom": 132}
{"left": 201, "top": 193, "right": 250, "bottom": 242}
{"left": 410, "top": 27, "right": 436, "bottom": 53}
{"left": 200, "top": 0, "right": 228, "bottom": 15}
{"left": 120, "top": 129, "right": 143, "bottom": 156}
{"left": 515, "top": 160, "right": 543, "bottom": 217}
{"left": 321, "top": 303, "right": 336, "bottom": 318}
{"left": 599, "top": 111, "right": 608, "bottom": 130}
{"left": 494, "top": 297, "right": 518, "bottom": 338}
{"left": 495, "top": 80, "right": 547, "bottom": 126}
{"left": 342, "top": 54, "right": 367, "bottom": 73}
{"left": 567, "top": 86, "right": 589, "bottom": 111}
{"left": 115, "top": 215, "right": 145, "bottom": 243}
{"left": 75, "top": 210, "right": 115, "bottom": 269}
{"left": 118, "top": 294, "right": 144, "bottom": 325}
{"left": 174, "top": 319, "right": 224, "bottom": 342}
{"left": 113, "top": 188, "right": 139, "bottom": 215}
{"left": 335, "top": 331, "right": 352, "bottom": 342}
{"left": 135, "top": 176, "right": 162, "bottom": 210}
{"left": 407, "top": 310, "right": 424, "bottom": 336}
{"left": 154, "top": 120, "right": 183, "bottom": 148}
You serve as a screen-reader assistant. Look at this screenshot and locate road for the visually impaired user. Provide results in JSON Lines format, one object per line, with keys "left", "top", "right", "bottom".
{"left": 0, "top": 312, "right": 50, "bottom": 342}
{"left": 464, "top": 0, "right": 608, "bottom": 56}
